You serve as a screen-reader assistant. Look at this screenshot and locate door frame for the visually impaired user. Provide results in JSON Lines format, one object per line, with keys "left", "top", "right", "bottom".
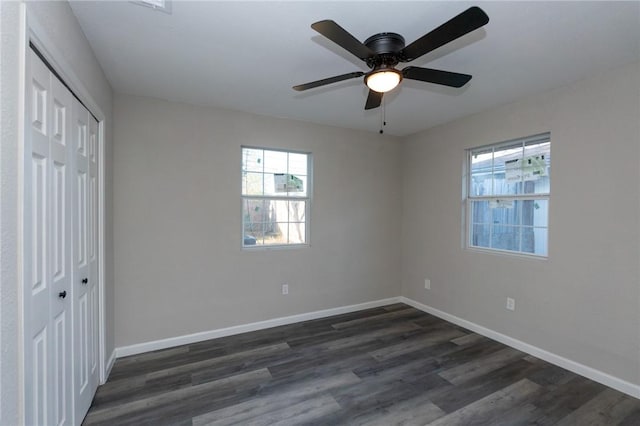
{"left": 19, "top": 3, "right": 108, "bottom": 421}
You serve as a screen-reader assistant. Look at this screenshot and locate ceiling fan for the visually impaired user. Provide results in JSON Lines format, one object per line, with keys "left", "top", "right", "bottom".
{"left": 293, "top": 7, "right": 489, "bottom": 110}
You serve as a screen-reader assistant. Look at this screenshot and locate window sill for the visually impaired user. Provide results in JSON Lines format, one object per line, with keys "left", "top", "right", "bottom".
{"left": 242, "top": 243, "right": 310, "bottom": 251}
{"left": 465, "top": 246, "right": 548, "bottom": 261}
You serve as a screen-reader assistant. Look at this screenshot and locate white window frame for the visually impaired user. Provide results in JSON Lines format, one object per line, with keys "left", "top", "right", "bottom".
{"left": 241, "top": 146, "right": 312, "bottom": 249}
{"left": 465, "top": 133, "right": 550, "bottom": 258}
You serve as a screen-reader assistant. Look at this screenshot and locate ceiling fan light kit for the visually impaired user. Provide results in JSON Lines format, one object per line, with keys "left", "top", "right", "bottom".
{"left": 365, "top": 68, "right": 402, "bottom": 93}
{"left": 293, "top": 6, "right": 489, "bottom": 110}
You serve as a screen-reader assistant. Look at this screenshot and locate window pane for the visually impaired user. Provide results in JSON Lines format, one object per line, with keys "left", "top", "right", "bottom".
{"left": 522, "top": 199, "right": 548, "bottom": 227}
{"left": 242, "top": 172, "right": 264, "bottom": 196}
{"left": 470, "top": 152, "right": 493, "bottom": 196}
{"left": 288, "top": 153, "right": 308, "bottom": 176}
{"left": 243, "top": 227, "right": 261, "bottom": 246}
{"left": 471, "top": 223, "right": 490, "bottom": 248}
{"left": 470, "top": 137, "right": 550, "bottom": 199}
{"left": 243, "top": 199, "right": 268, "bottom": 246}
{"left": 534, "top": 227, "right": 548, "bottom": 256}
{"left": 491, "top": 225, "right": 520, "bottom": 252}
{"left": 288, "top": 223, "right": 306, "bottom": 244}
{"left": 471, "top": 199, "right": 548, "bottom": 255}
{"left": 263, "top": 150, "right": 288, "bottom": 174}
{"left": 287, "top": 174, "right": 307, "bottom": 197}
{"left": 493, "top": 143, "right": 523, "bottom": 196}
{"left": 263, "top": 173, "right": 277, "bottom": 196}
{"left": 471, "top": 200, "right": 491, "bottom": 224}
{"left": 266, "top": 173, "right": 307, "bottom": 197}
{"left": 491, "top": 200, "right": 520, "bottom": 227}
{"left": 266, "top": 200, "right": 289, "bottom": 222}
{"left": 262, "top": 222, "right": 288, "bottom": 246}
{"left": 521, "top": 227, "right": 548, "bottom": 256}
{"left": 243, "top": 199, "right": 267, "bottom": 222}
{"left": 289, "top": 200, "right": 306, "bottom": 222}
{"left": 522, "top": 141, "right": 550, "bottom": 194}
{"left": 242, "top": 148, "right": 264, "bottom": 172}
{"left": 242, "top": 199, "right": 309, "bottom": 246}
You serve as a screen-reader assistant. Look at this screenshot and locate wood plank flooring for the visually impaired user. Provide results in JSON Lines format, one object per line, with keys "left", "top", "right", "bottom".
{"left": 83, "top": 304, "right": 640, "bottom": 425}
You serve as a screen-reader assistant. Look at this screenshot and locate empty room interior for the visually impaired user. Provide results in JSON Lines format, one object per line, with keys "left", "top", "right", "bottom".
{"left": 2, "top": 1, "right": 640, "bottom": 425}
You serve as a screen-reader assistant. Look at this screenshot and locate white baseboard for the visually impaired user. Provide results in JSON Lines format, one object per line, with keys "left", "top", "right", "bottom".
{"left": 115, "top": 297, "right": 402, "bottom": 358}
{"left": 399, "top": 296, "right": 640, "bottom": 399}
{"left": 113, "top": 294, "right": 640, "bottom": 399}
{"left": 103, "top": 350, "right": 116, "bottom": 384}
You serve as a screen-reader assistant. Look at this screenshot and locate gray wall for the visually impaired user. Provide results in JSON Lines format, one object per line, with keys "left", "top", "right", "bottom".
{"left": 1, "top": 3, "right": 22, "bottom": 424}
{"left": 401, "top": 62, "right": 640, "bottom": 383}
{"left": 0, "top": 2, "right": 113, "bottom": 423}
{"left": 113, "top": 94, "right": 402, "bottom": 347}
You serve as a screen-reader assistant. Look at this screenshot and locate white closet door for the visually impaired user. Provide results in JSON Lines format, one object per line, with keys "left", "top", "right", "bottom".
{"left": 25, "top": 48, "right": 74, "bottom": 426}
{"left": 50, "top": 66, "right": 74, "bottom": 426}
{"left": 88, "top": 115, "right": 100, "bottom": 386}
{"left": 73, "top": 99, "right": 99, "bottom": 421}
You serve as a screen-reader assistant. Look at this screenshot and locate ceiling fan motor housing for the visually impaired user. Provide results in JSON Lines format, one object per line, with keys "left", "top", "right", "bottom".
{"left": 364, "top": 32, "right": 405, "bottom": 69}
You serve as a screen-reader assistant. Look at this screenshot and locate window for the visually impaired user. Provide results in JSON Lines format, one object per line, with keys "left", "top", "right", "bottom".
{"left": 466, "top": 133, "right": 550, "bottom": 256}
{"left": 242, "top": 147, "right": 311, "bottom": 248}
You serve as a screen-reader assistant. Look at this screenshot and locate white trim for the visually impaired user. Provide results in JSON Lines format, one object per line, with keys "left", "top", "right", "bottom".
{"left": 97, "top": 119, "right": 107, "bottom": 384}
{"left": 17, "top": 4, "right": 28, "bottom": 424}
{"left": 467, "top": 132, "right": 551, "bottom": 156}
{"left": 465, "top": 246, "right": 548, "bottom": 261}
{"left": 113, "top": 295, "right": 640, "bottom": 399}
{"left": 470, "top": 194, "right": 550, "bottom": 201}
{"left": 399, "top": 296, "right": 640, "bottom": 399}
{"left": 105, "top": 350, "right": 116, "bottom": 380}
{"left": 115, "top": 297, "right": 401, "bottom": 358}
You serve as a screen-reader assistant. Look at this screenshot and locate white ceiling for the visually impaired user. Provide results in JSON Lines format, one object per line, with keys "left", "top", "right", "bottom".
{"left": 69, "top": 1, "right": 640, "bottom": 136}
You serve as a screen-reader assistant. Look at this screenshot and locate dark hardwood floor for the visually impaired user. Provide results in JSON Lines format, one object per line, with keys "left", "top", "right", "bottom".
{"left": 83, "top": 304, "right": 640, "bottom": 425}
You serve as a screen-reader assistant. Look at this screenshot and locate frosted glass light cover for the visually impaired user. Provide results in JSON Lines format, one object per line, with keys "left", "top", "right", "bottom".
{"left": 366, "top": 71, "right": 401, "bottom": 93}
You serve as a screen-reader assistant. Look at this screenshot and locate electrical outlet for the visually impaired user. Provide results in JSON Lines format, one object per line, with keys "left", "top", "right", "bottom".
{"left": 424, "top": 279, "right": 431, "bottom": 290}
{"left": 282, "top": 284, "right": 289, "bottom": 295}
{"left": 506, "top": 297, "right": 515, "bottom": 311}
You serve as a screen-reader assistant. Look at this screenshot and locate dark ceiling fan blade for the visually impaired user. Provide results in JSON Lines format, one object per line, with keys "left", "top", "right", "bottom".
{"left": 400, "top": 7, "right": 489, "bottom": 62}
{"left": 402, "top": 66, "right": 471, "bottom": 87}
{"left": 311, "top": 20, "right": 376, "bottom": 60}
{"left": 293, "top": 71, "right": 365, "bottom": 91}
{"left": 364, "top": 90, "right": 383, "bottom": 110}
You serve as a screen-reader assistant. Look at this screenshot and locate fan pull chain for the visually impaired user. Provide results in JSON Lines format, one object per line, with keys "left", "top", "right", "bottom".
{"left": 379, "top": 98, "right": 387, "bottom": 134}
